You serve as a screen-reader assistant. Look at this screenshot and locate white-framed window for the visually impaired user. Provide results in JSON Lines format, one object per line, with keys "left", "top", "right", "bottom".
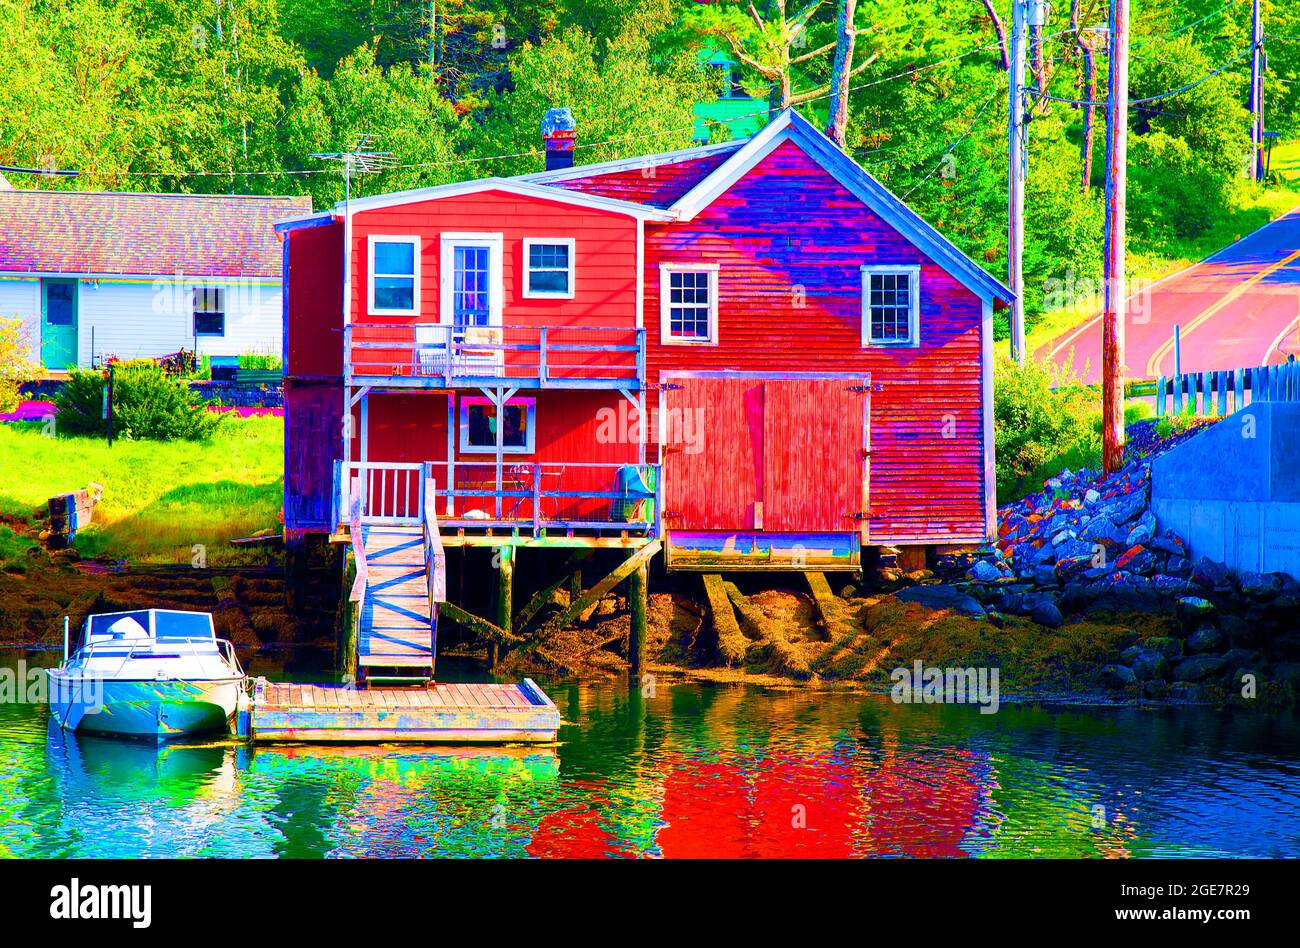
{"left": 659, "top": 263, "right": 719, "bottom": 345}
{"left": 861, "top": 265, "right": 920, "bottom": 347}
{"left": 193, "top": 287, "right": 226, "bottom": 336}
{"left": 368, "top": 236, "right": 421, "bottom": 315}
{"left": 459, "top": 395, "right": 536, "bottom": 454}
{"left": 522, "top": 238, "right": 575, "bottom": 299}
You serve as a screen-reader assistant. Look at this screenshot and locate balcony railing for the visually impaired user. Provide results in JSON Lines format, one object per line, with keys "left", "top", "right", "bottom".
{"left": 333, "top": 459, "right": 660, "bottom": 538}
{"left": 345, "top": 323, "right": 645, "bottom": 389}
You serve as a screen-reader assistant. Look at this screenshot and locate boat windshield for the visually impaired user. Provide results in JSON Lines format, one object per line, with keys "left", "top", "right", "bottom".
{"left": 153, "top": 610, "right": 216, "bottom": 640}
{"left": 87, "top": 611, "right": 152, "bottom": 640}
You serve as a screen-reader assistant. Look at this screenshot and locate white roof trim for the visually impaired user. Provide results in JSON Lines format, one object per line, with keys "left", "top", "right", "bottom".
{"left": 669, "top": 109, "right": 1013, "bottom": 305}
{"left": 335, "top": 177, "right": 676, "bottom": 221}
{"left": 522, "top": 139, "right": 747, "bottom": 184}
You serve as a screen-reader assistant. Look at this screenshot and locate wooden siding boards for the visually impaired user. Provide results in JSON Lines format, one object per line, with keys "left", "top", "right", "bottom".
{"left": 644, "top": 140, "right": 988, "bottom": 544}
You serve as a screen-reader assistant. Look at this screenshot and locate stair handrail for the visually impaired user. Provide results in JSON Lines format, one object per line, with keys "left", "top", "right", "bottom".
{"left": 349, "top": 476, "right": 368, "bottom": 609}
{"left": 422, "top": 475, "right": 447, "bottom": 623}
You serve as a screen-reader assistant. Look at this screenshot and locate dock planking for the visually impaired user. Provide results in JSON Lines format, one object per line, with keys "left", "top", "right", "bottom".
{"left": 248, "top": 677, "right": 560, "bottom": 743}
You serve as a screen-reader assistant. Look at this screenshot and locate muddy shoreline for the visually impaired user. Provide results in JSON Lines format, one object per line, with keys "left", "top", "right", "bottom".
{"left": 2, "top": 548, "right": 1294, "bottom": 712}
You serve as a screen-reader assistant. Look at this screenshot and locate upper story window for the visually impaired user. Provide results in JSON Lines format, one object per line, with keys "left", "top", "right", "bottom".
{"left": 660, "top": 263, "right": 719, "bottom": 345}
{"left": 368, "top": 236, "right": 420, "bottom": 315}
{"left": 523, "top": 238, "right": 574, "bottom": 299}
{"left": 193, "top": 287, "right": 225, "bottom": 336}
{"left": 861, "top": 265, "right": 920, "bottom": 347}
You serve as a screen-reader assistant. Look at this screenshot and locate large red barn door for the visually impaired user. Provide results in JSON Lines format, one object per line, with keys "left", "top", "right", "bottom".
{"left": 661, "top": 376, "right": 763, "bottom": 530}
{"left": 762, "top": 378, "right": 867, "bottom": 533}
{"left": 661, "top": 373, "right": 868, "bottom": 541}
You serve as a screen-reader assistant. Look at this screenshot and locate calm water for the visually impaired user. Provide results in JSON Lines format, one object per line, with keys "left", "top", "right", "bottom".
{"left": 2, "top": 653, "right": 1299, "bottom": 858}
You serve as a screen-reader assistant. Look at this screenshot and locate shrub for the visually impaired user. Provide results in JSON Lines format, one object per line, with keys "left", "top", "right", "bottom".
{"left": 0, "top": 316, "right": 40, "bottom": 414}
{"left": 994, "top": 354, "right": 1101, "bottom": 503}
{"left": 53, "top": 360, "right": 223, "bottom": 441}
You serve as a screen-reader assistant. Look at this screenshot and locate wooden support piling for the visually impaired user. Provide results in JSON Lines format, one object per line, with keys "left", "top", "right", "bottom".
{"left": 439, "top": 601, "right": 521, "bottom": 645}
{"left": 493, "top": 544, "right": 514, "bottom": 667}
{"left": 628, "top": 559, "right": 648, "bottom": 685}
{"left": 701, "top": 573, "right": 747, "bottom": 665}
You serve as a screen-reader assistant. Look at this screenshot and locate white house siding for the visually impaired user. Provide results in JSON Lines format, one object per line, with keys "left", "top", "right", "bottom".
{"left": 0, "top": 276, "right": 41, "bottom": 362}
{"left": 0, "top": 275, "right": 281, "bottom": 368}
{"left": 77, "top": 278, "right": 282, "bottom": 366}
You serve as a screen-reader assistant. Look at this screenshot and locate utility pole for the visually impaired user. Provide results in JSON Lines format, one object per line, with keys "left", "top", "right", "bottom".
{"left": 1101, "top": 0, "right": 1129, "bottom": 474}
{"left": 1250, "top": 0, "right": 1265, "bottom": 181}
{"left": 1007, "top": 0, "right": 1028, "bottom": 363}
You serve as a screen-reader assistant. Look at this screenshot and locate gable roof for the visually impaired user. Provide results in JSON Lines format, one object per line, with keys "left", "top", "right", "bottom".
{"left": 330, "top": 176, "right": 676, "bottom": 221}
{"left": 666, "top": 110, "right": 1013, "bottom": 305}
{"left": 0, "top": 190, "right": 311, "bottom": 279}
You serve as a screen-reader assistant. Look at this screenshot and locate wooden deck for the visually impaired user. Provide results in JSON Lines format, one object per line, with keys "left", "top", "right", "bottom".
{"left": 358, "top": 525, "right": 435, "bottom": 672}
{"left": 247, "top": 677, "right": 560, "bottom": 743}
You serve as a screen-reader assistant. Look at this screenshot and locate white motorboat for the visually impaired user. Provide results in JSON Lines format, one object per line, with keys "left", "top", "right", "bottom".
{"left": 47, "top": 609, "right": 246, "bottom": 741}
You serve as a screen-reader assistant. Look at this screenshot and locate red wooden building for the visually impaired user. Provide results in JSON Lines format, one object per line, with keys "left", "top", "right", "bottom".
{"left": 276, "top": 107, "right": 1010, "bottom": 677}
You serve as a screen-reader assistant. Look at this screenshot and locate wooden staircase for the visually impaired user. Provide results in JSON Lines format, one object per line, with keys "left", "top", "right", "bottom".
{"left": 347, "top": 473, "right": 446, "bottom": 685}
{"left": 357, "top": 525, "right": 435, "bottom": 682}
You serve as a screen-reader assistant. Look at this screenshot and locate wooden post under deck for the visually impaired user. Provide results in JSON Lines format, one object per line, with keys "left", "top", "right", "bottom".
{"left": 494, "top": 544, "right": 514, "bottom": 667}
{"left": 628, "top": 557, "right": 648, "bottom": 686}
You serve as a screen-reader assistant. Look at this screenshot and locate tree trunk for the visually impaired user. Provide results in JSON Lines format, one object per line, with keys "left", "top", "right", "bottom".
{"left": 1073, "top": 0, "right": 1097, "bottom": 191}
{"left": 824, "top": 0, "right": 856, "bottom": 148}
{"left": 981, "top": 0, "right": 1009, "bottom": 70}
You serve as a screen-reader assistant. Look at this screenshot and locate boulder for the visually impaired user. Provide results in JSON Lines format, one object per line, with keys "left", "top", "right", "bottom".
{"left": 1190, "top": 557, "right": 1231, "bottom": 590}
{"left": 1148, "top": 531, "right": 1188, "bottom": 558}
{"left": 1187, "top": 625, "right": 1223, "bottom": 653}
{"left": 1239, "top": 571, "right": 1283, "bottom": 600}
{"left": 1126, "top": 522, "right": 1154, "bottom": 548}
{"left": 1028, "top": 597, "right": 1064, "bottom": 628}
{"left": 1130, "top": 649, "right": 1169, "bottom": 681}
{"left": 966, "top": 560, "right": 1003, "bottom": 583}
{"left": 1084, "top": 488, "right": 1101, "bottom": 505}
{"left": 1099, "top": 492, "right": 1146, "bottom": 526}
{"left": 1175, "top": 596, "right": 1214, "bottom": 634}
{"left": 1163, "top": 555, "right": 1191, "bottom": 576}
{"left": 1146, "top": 636, "right": 1184, "bottom": 660}
{"left": 1270, "top": 631, "right": 1300, "bottom": 662}
{"left": 1172, "top": 654, "right": 1227, "bottom": 682}
{"left": 1114, "top": 544, "right": 1158, "bottom": 576}
{"left": 1219, "top": 613, "right": 1260, "bottom": 649}
{"left": 1081, "top": 517, "right": 1128, "bottom": 546}
{"left": 1031, "top": 564, "right": 1059, "bottom": 588}
{"left": 1101, "top": 664, "right": 1137, "bottom": 689}
{"left": 894, "top": 585, "right": 986, "bottom": 618}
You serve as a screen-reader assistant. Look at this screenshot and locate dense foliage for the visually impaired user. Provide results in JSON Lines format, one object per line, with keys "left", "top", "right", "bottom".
{"left": 2, "top": 0, "right": 1298, "bottom": 338}
{"left": 993, "top": 355, "right": 1101, "bottom": 502}
{"left": 0, "top": 317, "right": 39, "bottom": 414}
{"left": 54, "top": 361, "right": 223, "bottom": 441}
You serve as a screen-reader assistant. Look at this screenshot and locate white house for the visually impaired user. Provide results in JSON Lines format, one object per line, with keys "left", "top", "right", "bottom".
{"left": 0, "top": 183, "right": 310, "bottom": 372}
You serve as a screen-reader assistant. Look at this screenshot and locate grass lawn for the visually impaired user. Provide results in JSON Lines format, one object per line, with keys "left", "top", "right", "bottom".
{"left": 1026, "top": 139, "right": 1300, "bottom": 360}
{"left": 0, "top": 414, "right": 283, "bottom": 567}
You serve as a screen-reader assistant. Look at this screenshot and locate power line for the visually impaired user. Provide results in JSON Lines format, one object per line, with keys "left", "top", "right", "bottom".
{"left": 1032, "top": 48, "right": 1250, "bottom": 106}
{"left": 901, "top": 81, "right": 1004, "bottom": 199}
{"left": 57, "top": 39, "right": 1008, "bottom": 183}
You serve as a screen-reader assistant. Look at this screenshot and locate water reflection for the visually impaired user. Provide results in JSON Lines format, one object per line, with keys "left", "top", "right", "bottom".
{"left": 2, "top": 667, "right": 1298, "bottom": 858}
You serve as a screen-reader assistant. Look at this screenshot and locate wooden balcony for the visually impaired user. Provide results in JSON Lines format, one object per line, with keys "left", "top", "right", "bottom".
{"left": 345, "top": 323, "right": 645, "bottom": 390}
{"left": 332, "top": 460, "right": 661, "bottom": 543}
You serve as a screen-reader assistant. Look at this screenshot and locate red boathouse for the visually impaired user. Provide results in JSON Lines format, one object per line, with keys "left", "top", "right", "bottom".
{"left": 276, "top": 107, "right": 1011, "bottom": 679}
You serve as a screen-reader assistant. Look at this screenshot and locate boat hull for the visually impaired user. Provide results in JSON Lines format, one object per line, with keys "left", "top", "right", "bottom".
{"left": 48, "top": 674, "right": 243, "bottom": 740}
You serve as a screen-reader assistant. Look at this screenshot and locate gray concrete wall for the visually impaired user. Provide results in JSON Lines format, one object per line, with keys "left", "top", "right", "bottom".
{"left": 1151, "top": 403, "right": 1300, "bottom": 578}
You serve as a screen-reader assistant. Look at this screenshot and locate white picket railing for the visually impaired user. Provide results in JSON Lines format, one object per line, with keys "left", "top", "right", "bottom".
{"left": 1155, "top": 361, "right": 1300, "bottom": 418}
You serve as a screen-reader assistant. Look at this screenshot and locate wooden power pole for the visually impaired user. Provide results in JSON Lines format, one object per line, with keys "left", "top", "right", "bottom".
{"left": 1250, "top": 0, "right": 1265, "bottom": 181}
{"left": 1007, "top": 0, "right": 1028, "bottom": 363}
{"left": 1101, "top": 0, "right": 1129, "bottom": 474}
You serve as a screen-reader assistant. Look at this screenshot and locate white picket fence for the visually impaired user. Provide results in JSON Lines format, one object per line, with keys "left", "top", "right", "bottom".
{"left": 1154, "top": 361, "right": 1300, "bottom": 417}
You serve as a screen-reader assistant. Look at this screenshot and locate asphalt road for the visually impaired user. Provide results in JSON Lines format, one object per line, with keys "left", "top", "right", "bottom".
{"left": 1041, "top": 205, "right": 1300, "bottom": 383}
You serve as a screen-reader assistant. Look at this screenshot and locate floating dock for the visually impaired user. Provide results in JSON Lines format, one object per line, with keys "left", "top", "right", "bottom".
{"left": 243, "top": 677, "right": 560, "bottom": 744}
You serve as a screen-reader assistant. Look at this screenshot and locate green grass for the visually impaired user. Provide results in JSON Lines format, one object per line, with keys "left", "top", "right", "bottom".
{"left": 0, "top": 415, "right": 283, "bottom": 566}
{"left": 1028, "top": 141, "right": 1300, "bottom": 360}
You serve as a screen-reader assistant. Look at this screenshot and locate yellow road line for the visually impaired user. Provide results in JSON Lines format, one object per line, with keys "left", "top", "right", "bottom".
{"left": 1145, "top": 248, "right": 1300, "bottom": 377}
